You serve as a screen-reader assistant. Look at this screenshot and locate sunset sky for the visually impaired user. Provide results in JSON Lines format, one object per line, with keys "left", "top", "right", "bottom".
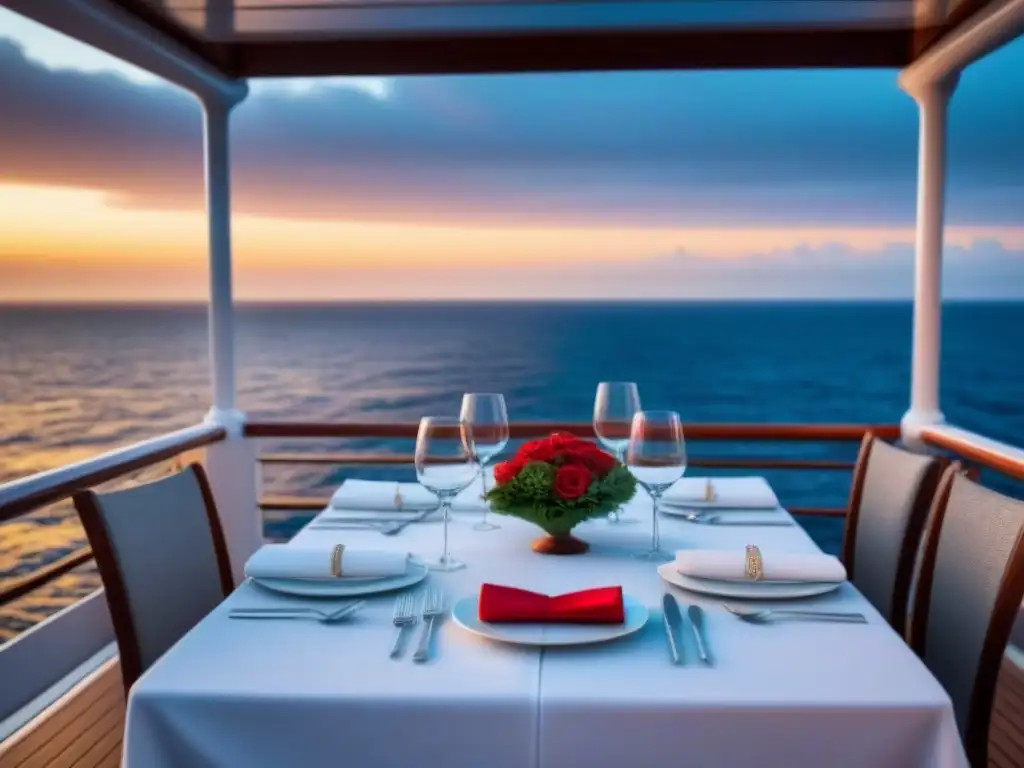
{"left": 0, "top": 8, "right": 1022, "bottom": 301}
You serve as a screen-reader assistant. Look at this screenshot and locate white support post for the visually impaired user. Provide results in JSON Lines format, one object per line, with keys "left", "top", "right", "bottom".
{"left": 900, "top": 74, "right": 958, "bottom": 449}
{"left": 197, "top": 87, "right": 263, "bottom": 584}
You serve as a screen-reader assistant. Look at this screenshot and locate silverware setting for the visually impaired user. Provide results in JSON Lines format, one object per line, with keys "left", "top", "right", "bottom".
{"left": 311, "top": 506, "right": 441, "bottom": 536}
{"left": 723, "top": 604, "right": 867, "bottom": 624}
{"left": 390, "top": 591, "right": 419, "bottom": 659}
{"left": 412, "top": 587, "right": 446, "bottom": 663}
{"left": 229, "top": 601, "right": 366, "bottom": 623}
{"left": 678, "top": 511, "right": 793, "bottom": 527}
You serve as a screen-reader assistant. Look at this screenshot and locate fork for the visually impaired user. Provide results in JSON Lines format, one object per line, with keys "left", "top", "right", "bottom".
{"left": 229, "top": 601, "right": 366, "bottom": 623}
{"left": 412, "top": 588, "right": 445, "bottom": 663}
{"left": 390, "top": 592, "right": 419, "bottom": 659}
{"left": 679, "top": 512, "right": 793, "bottom": 527}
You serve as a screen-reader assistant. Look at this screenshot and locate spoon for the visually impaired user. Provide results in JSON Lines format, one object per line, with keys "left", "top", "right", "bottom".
{"left": 679, "top": 512, "right": 793, "bottom": 527}
{"left": 722, "top": 604, "right": 867, "bottom": 623}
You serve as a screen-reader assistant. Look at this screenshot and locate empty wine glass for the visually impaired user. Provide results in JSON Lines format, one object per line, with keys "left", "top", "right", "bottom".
{"left": 460, "top": 393, "right": 509, "bottom": 531}
{"left": 593, "top": 381, "right": 642, "bottom": 524}
{"left": 414, "top": 417, "right": 479, "bottom": 571}
{"left": 627, "top": 411, "right": 686, "bottom": 561}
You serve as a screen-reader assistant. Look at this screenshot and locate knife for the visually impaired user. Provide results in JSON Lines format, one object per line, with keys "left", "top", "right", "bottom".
{"left": 662, "top": 594, "right": 684, "bottom": 665}
{"left": 687, "top": 604, "right": 711, "bottom": 665}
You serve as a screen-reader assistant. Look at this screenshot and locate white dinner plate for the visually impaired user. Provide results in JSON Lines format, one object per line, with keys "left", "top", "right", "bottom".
{"left": 450, "top": 594, "right": 649, "bottom": 647}
{"left": 252, "top": 560, "right": 428, "bottom": 598}
{"left": 659, "top": 502, "right": 781, "bottom": 516}
{"left": 657, "top": 563, "right": 842, "bottom": 599}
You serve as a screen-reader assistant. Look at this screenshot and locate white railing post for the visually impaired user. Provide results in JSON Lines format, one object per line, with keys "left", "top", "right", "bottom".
{"left": 197, "top": 85, "right": 262, "bottom": 584}
{"left": 899, "top": 73, "right": 958, "bottom": 449}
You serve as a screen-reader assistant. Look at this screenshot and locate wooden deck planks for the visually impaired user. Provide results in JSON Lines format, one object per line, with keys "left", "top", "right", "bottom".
{"left": 0, "top": 653, "right": 1022, "bottom": 768}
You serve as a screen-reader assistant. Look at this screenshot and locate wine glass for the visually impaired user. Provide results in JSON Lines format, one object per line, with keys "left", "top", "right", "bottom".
{"left": 626, "top": 411, "right": 686, "bottom": 561}
{"left": 593, "top": 381, "right": 642, "bottom": 524}
{"left": 414, "top": 417, "right": 479, "bottom": 571}
{"left": 460, "top": 393, "right": 509, "bottom": 531}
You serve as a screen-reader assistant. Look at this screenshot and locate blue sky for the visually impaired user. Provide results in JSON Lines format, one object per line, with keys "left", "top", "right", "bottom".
{"left": 0, "top": 7, "right": 1022, "bottom": 300}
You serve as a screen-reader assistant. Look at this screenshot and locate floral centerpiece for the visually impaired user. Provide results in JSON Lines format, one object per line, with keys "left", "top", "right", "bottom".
{"left": 485, "top": 432, "right": 637, "bottom": 554}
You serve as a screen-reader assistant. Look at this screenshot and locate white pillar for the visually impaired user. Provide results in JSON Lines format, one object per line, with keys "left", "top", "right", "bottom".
{"left": 198, "top": 87, "right": 263, "bottom": 584}
{"left": 900, "top": 74, "right": 958, "bottom": 448}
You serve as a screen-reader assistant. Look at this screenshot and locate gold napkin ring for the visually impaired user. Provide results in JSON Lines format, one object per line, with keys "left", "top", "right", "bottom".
{"left": 745, "top": 545, "right": 764, "bottom": 581}
{"left": 394, "top": 483, "right": 404, "bottom": 511}
{"left": 330, "top": 544, "right": 346, "bottom": 578}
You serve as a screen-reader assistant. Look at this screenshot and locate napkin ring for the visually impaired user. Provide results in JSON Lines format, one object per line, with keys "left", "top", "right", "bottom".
{"left": 330, "top": 544, "right": 346, "bottom": 578}
{"left": 744, "top": 545, "right": 764, "bottom": 581}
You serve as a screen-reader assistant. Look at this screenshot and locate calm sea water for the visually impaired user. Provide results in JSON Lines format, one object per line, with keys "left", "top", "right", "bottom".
{"left": 1, "top": 301, "right": 1022, "bottom": 642}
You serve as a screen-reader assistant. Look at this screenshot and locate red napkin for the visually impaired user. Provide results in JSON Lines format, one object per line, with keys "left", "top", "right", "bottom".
{"left": 478, "top": 584, "right": 624, "bottom": 624}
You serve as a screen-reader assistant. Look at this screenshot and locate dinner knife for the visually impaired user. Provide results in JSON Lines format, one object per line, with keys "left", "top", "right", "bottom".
{"left": 662, "top": 594, "right": 683, "bottom": 665}
{"left": 687, "top": 605, "right": 712, "bottom": 665}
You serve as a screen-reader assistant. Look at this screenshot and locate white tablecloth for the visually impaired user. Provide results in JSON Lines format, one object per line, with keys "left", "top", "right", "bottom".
{"left": 123, "top": 479, "right": 968, "bottom": 768}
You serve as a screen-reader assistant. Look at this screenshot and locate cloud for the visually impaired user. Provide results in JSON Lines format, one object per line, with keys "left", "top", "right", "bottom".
{"left": 0, "top": 28, "right": 1022, "bottom": 227}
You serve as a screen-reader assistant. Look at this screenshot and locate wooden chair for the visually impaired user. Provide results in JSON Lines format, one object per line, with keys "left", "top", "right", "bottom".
{"left": 909, "top": 465, "right": 1024, "bottom": 767}
{"left": 73, "top": 463, "right": 234, "bottom": 694}
{"left": 841, "top": 433, "right": 947, "bottom": 636}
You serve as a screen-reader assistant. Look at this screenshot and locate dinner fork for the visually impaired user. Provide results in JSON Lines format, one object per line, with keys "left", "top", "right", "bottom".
{"left": 390, "top": 591, "right": 419, "bottom": 659}
{"left": 678, "top": 512, "right": 793, "bottom": 527}
{"left": 412, "top": 588, "right": 445, "bottom": 663}
{"left": 229, "top": 601, "right": 366, "bottom": 623}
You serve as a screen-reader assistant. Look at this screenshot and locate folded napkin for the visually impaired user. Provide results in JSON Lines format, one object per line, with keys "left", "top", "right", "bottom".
{"left": 478, "top": 584, "right": 624, "bottom": 624}
{"left": 330, "top": 479, "right": 437, "bottom": 512}
{"left": 675, "top": 549, "right": 847, "bottom": 583}
{"left": 245, "top": 544, "right": 409, "bottom": 580}
{"left": 662, "top": 476, "right": 779, "bottom": 509}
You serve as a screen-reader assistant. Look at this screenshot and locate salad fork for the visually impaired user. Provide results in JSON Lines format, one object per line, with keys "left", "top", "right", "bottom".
{"left": 412, "top": 588, "right": 445, "bottom": 663}
{"left": 390, "top": 591, "right": 419, "bottom": 659}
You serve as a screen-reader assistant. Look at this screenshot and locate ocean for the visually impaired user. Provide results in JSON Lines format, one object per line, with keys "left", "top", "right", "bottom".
{"left": 1, "top": 301, "right": 1022, "bottom": 642}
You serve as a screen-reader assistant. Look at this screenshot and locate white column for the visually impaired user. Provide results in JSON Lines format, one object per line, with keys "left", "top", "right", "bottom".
{"left": 199, "top": 88, "right": 263, "bottom": 583}
{"left": 900, "top": 74, "right": 958, "bottom": 448}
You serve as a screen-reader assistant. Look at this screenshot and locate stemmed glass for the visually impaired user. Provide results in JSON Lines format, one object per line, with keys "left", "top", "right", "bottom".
{"left": 593, "top": 381, "right": 642, "bottom": 524}
{"left": 460, "top": 393, "right": 509, "bottom": 531}
{"left": 414, "top": 417, "right": 479, "bottom": 571}
{"left": 626, "top": 411, "right": 687, "bottom": 561}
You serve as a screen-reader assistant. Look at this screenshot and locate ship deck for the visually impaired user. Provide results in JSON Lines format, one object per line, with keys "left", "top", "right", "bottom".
{"left": 2, "top": 651, "right": 1023, "bottom": 768}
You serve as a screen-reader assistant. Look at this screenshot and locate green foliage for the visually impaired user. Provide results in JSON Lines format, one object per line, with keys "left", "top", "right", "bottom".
{"left": 486, "top": 462, "right": 638, "bottom": 537}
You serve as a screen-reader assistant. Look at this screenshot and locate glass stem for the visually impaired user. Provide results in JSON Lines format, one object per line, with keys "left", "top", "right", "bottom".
{"left": 441, "top": 498, "right": 452, "bottom": 564}
{"left": 651, "top": 492, "right": 661, "bottom": 553}
{"left": 480, "top": 462, "right": 489, "bottom": 524}
{"left": 610, "top": 447, "right": 626, "bottom": 522}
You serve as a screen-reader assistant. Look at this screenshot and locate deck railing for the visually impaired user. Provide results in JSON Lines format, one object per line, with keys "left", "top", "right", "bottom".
{"left": 0, "top": 424, "right": 226, "bottom": 608}
{"left": 3, "top": 418, "right": 1022, "bottom": 612}
{"left": 247, "top": 421, "right": 903, "bottom": 518}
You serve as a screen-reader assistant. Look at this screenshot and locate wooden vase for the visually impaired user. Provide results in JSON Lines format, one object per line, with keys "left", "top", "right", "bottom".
{"left": 531, "top": 534, "right": 590, "bottom": 555}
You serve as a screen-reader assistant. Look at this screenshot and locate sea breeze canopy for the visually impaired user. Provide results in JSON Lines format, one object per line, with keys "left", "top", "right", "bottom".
{"left": 16, "top": 0, "right": 1008, "bottom": 76}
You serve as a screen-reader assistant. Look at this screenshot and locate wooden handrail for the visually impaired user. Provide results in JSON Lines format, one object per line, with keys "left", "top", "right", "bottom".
{"left": 0, "top": 423, "right": 226, "bottom": 522}
{"left": 0, "top": 548, "right": 94, "bottom": 607}
{"left": 920, "top": 425, "right": 1024, "bottom": 481}
{"left": 245, "top": 421, "right": 900, "bottom": 441}
{"left": 257, "top": 451, "right": 855, "bottom": 471}
{"left": 257, "top": 494, "right": 848, "bottom": 517}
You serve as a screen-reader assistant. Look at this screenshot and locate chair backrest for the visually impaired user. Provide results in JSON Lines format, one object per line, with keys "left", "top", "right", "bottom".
{"left": 74, "top": 463, "right": 233, "bottom": 693}
{"left": 841, "top": 433, "right": 946, "bottom": 636}
{"left": 909, "top": 466, "right": 1024, "bottom": 766}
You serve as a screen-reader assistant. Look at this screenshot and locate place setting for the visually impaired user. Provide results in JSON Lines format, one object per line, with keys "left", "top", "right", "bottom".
{"left": 659, "top": 476, "right": 794, "bottom": 527}
{"left": 657, "top": 543, "right": 867, "bottom": 622}
{"left": 240, "top": 541, "right": 429, "bottom": 600}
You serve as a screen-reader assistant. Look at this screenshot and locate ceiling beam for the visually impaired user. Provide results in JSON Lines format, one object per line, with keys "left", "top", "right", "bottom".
{"left": 229, "top": 27, "right": 918, "bottom": 78}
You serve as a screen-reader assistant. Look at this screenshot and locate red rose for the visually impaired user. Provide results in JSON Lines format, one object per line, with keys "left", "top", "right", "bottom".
{"left": 494, "top": 459, "right": 524, "bottom": 485}
{"left": 562, "top": 443, "right": 617, "bottom": 476}
{"left": 517, "top": 437, "right": 558, "bottom": 463}
{"left": 553, "top": 465, "right": 592, "bottom": 500}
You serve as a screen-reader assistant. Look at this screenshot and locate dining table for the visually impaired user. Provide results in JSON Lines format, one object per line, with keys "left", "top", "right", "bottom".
{"left": 122, "top": 476, "right": 969, "bottom": 768}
